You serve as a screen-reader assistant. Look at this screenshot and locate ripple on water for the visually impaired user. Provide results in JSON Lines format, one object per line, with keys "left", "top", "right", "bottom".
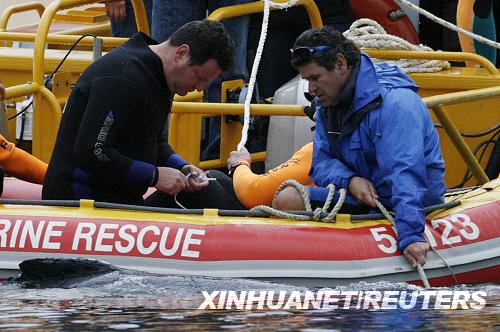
{"left": 0, "top": 262, "right": 497, "bottom": 330}
{"left": 108, "top": 323, "right": 141, "bottom": 330}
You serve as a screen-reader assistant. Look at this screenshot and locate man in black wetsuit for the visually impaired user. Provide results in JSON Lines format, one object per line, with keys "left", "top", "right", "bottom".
{"left": 43, "top": 20, "right": 242, "bottom": 209}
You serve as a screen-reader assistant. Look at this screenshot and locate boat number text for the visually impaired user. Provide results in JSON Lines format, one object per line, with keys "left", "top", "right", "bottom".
{"left": 370, "top": 213, "right": 480, "bottom": 254}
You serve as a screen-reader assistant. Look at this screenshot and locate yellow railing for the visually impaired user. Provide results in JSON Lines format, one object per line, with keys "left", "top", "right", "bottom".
{"left": 0, "top": 0, "right": 320, "bottom": 162}
{"left": 0, "top": 0, "right": 497, "bottom": 186}
{"left": 423, "top": 86, "right": 500, "bottom": 184}
{"left": 0, "top": 0, "right": 147, "bottom": 161}
{"left": 170, "top": 86, "right": 498, "bottom": 183}
{"left": 169, "top": 102, "right": 305, "bottom": 169}
{"left": 365, "top": 49, "right": 500, "bottom": 76}
{"left": 0, "top": 1, "right": 45, "bottom": 31}
{"left": 208, "top": 0, "right": 322, "bottom": 28}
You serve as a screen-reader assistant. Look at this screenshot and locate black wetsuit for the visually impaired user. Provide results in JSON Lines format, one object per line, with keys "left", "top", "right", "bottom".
{"left": 43, "top": 33, "right": 185, "bottom": 205}
{"left": 43, "top": 33, "right": 244, "bottom": 210}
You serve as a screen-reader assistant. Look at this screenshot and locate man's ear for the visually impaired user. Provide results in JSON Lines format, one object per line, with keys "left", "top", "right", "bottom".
{"left": 334, "top": 54, "right": 348, "bottom": 72}
{"left": 174, "top": 44, "right": 190, "bottom": 62}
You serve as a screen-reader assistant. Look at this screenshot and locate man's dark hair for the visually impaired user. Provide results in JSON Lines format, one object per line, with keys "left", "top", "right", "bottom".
{"left": 169, "top": 20, "right": 235, "bottom": 72}
{"left": 291, "top": 26, "right": 360, "bottom": 71}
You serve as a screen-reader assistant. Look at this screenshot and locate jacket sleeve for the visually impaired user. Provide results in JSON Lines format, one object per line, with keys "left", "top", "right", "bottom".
{"left": 376, "top": 90, "right": 429, "bottom": 251}
{"left": 310, "top": 109, "right": 356, "bottom": 189}
{"left": 0, "top": 135, "right": 47, "bottom": 184}
{"left": 73, "top": 77, "right": 158, "bottom": 187}
{"left": 233, "top": 142, "right": 313, "bottom": 208}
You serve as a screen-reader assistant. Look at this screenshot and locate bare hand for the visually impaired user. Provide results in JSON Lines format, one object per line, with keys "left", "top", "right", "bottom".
{"left": 180, "top": 164, "right": 208, "bottom": 192}
{"left": 229, "top": 147, "right": 251, "bottom": 167}
{"left": 155, "top": 167, "right": 187, "bottom": 195}
{"left": 403, "top": 242, "right": 430, "bottom": 268}
{"left": 348, "top": 176, "right": 378, "bottom": 208}
{"left": 105, "top": 0, "right": 126, "bottom": 21}
{"left": 0, "top": 84, "right": 5, "bottom": 99}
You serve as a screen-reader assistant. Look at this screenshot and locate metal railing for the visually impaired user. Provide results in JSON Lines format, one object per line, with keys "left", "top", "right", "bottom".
{"left": 423, "top": 86, "right": 500, "bottom": 184}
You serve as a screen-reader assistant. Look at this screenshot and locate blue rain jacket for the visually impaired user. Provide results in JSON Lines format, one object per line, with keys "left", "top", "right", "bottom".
{"left": 311, "top": 53, "right": 446, "bottom": 251}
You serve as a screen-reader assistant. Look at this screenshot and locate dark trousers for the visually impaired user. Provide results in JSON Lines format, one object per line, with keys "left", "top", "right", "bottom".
{"left": 144, "top": 170, "right": 244, "bottom": 210}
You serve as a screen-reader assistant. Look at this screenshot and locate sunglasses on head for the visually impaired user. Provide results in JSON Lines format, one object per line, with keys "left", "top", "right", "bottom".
{"left": 290, "top": 45, "right": 335, "bottom": 60}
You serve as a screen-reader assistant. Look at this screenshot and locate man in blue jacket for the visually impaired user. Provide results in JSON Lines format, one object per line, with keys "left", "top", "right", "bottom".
{"left": 272, "top": 26, "right": 446, "bottom": 267}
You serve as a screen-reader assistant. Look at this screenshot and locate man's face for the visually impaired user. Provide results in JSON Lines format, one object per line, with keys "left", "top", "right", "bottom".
{"left": 168, "top": 45, "right": 221, "bottom": 96}
{"left": 297, "top": 56, "right": 349, "bottom": 107}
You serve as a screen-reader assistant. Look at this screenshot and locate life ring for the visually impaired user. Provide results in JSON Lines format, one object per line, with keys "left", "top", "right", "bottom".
{"left": 350, "top": 0, "right": 420, "bottom": 44}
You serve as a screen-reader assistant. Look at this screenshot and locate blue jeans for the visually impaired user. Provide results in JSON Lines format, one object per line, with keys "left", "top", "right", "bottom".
{"left": 110, "top": 0, "right": 153, "bottom": 37}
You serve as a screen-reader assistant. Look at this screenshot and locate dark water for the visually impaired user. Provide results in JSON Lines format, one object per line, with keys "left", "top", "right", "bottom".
{"left": 0, "top": 261, "right": 498, "bottom": 330}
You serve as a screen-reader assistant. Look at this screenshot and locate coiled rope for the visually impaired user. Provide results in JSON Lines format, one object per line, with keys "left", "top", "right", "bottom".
{"left": 395, "top": 0, "right": 500, "bottom": 50}
{"left": 343, "top": 18, "right": 451, "bottom": 73}
{"left": 250, "top": 179, "right": 347, "bottom": 222}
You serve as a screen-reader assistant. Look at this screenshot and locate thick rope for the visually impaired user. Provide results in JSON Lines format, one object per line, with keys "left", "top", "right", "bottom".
{"left": 395, "top": 0, "right": 500, "bottom": 50}
{"left": 343, "top": 18, "right": 450, "bottom": 73}
{"left": 237, "top": 0, "right": 299, "bottom": 151}
{"left": 374, "top": 199, "right": 431, "bottom": 288}
{"left": 375, "top": 199, "right": 458, "bottom": 285}
{"left": 250, "top": 180, "right": 347, "bottom": 222}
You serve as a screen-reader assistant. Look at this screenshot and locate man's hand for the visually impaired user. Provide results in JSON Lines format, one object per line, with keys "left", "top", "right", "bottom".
{"left": 155, "top": 167, "right": 187, "bottom": 195}
{"left": 403, "top": 242, "right": 430, "bottom": 268}
{"left": 348, "top": 176, "right": 378, "bottom": 208}
{"left": 180, "top": 164, "right": 209, "bottom": 192}
{"left": 105, "top": 0, "right": 126, "bottom": 21}
{"left": 229, "top": 146, "right": 251, "bottom": 167}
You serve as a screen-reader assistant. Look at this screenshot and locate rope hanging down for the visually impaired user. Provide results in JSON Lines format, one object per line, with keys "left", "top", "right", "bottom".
{"left": 374, "top": 199, "right": 431, "bottom": 288}
{"left": 237, "top": 0, "right": 299, "bottom": 151}
{"left": 395, "top": 0, "right": 500, "bottom": 50}
{"left": 343, "top": 19, "right": 451, "bottom": 73}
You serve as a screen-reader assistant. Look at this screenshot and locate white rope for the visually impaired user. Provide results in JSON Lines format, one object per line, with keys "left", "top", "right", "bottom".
{"left": 250, "top": 180, "right": 347, "bottom": 222}
{"left": 395, "top": 0, "right": 500, "bottom": 50}
{"left": 268, "top": 0, "right": 300, "bottom": 9}
{"left": 237, "top": 0, "right": 299, "bottom": 151}
{"left": 174, "top": 193, "right": 187, "bottom": 209}
{"left": 374, "top": 199, "right": 431, "bottom": 288}
{"left": 237, "top": 0, "right": 270, "bottom": 151}
{"left": 343, "top": 18, "right": 450, "bottom": 73}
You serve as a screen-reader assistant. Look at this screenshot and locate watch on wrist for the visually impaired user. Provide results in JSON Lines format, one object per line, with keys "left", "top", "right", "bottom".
{"left": 228, "top": 159, "right": 251, "bottom": 178}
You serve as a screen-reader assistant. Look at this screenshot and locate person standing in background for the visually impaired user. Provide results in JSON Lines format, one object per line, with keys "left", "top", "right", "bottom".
{"left": 456, "top": 0, "right": 496, "bottom": 66}
{"left": 105, "top": 0, "right": 153, "bottom": 37}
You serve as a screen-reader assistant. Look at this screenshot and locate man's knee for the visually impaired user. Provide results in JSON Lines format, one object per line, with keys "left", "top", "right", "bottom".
{"left": 272, "top": 186, "right": 305, "bottom": 210}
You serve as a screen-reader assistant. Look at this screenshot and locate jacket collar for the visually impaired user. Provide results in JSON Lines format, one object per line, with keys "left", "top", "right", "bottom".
{"left": 119, "top": 32, "right": 169, "bottom": 94}
{"left": 351, "top": 52, "right": 382, "bottom": 112}
{"left": 321, "top": 52, "right": 383, "bottom": 140}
